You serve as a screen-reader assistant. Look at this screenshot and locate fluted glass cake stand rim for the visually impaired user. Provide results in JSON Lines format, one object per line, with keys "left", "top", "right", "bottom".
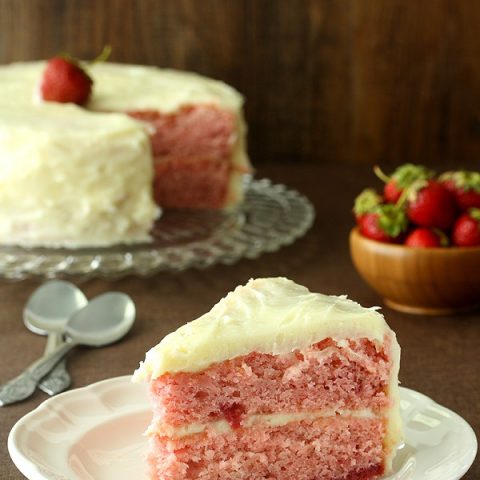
{"left": 0, "top": 178, "right": 315, "bottom": 281}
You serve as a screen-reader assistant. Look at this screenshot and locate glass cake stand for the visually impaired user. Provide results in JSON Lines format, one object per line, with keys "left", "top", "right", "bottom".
{"left": 0, "top": 179, "right": 315, "bottom": 280}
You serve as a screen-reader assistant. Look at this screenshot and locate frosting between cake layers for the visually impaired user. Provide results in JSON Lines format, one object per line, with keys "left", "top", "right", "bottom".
{"left": 133, "top": 277, "right": 392, "bottom": 380}
{"left": 148, "top": 408, "right": 378, "bottom": 438}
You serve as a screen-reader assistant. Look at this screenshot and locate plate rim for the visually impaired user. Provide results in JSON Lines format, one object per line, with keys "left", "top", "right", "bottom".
{"left": 8, "top": 376, "right": 478, "bottom": 480}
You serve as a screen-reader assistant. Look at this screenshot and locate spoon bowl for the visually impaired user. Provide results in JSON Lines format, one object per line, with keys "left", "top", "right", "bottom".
{"left": 66, "top": 292, "right": 136, "bottom": 346}
{"left": 24, "top": 280, "right": 88, "bottom": 334}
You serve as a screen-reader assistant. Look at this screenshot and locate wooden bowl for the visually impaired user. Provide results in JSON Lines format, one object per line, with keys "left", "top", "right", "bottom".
{"left": 349, "top": 227, "right": 480, "bottom": 315}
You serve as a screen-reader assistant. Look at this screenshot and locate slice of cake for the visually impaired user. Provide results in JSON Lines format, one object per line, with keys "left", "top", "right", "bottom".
{"left": 134, "top": 277, "right": 403, "bottom": 480}
{"left": 0, "top": 61, "right": 250, "bottom": 211}
{"left": 0, "top": 104, "right": 159, "bottom": 247}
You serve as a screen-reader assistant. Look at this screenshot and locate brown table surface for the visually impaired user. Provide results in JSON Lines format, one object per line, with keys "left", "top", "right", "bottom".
{"left": 0, "top": 164, "right": 478, "bottom": 479}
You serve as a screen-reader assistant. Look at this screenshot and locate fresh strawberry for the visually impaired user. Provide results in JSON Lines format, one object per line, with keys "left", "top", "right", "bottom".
{"left": 405, "top": 180, "right": 457, "bottom": 230}
{"left": 353, "top": 189, "right": 382, "bottom": 220}
{"left": 40, "top": 56, "right": 93, "bottom": 105}
{"left": 404, "top": 228, "right": 448, "bottom": 248}
{"left": 384, "top": 181, "right": 403, "bottom": 204}
{"left": 439, "top": 171, "right": 480, "bottom": 211}
{"left": 358, "top": 204, "right": 408, "bottom": 243}
{"left": 374, "top": 164, "right": 434, "bottom": 203}
{"left": 452, "top": 208, "right": 480, "bottom": 247}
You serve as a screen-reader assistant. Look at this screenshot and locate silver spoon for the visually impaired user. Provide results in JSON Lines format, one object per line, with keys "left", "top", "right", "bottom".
{"left": 23, "top": 280, "right": 88, "bottom": 395}
{"left": 0, "top": 292, "right": 135, "bottom": 407}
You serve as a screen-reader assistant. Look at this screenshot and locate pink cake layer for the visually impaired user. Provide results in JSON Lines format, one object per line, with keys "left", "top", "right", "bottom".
{"left": 147, "top": 416, "right": 385, "bottom": 480}
{"left": 152, "top": 157, "right": 231, "bottom": 208}
{"left": 149, "top": 337, "right": 392, "bottom": 429}
{"left": 128, "top": 105, "right": 243, "bottom": 209}
{"left": 129, "top": 105, "right": 235, "bottom": 159}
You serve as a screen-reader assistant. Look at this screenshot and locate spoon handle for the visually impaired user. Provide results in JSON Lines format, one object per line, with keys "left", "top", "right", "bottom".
{"left": 0, "top": 341, "right": 74, "bottom": 407}
{"left": 44, "top": 332, "right": 60, "bottom": 353}
{"left": 38, "top": 361, "right": 71, "bottom": 396}
{"left": 38, "top": 333, "right": 71, "bottom": 396}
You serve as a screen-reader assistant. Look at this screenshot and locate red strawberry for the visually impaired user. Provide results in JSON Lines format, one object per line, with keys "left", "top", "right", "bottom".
{"left": 374, "top": 164, "right": 434, "bottom": 204}
{"left": 358, "top": 204, "right": 408, "bottom": 243}
{"left": 439, "top": 171, "right": 480, "bottom": 211}
{"left": 404, "top": 228, "right": 448, "bottom": 248}
{"left": 452, "top": 209, "right": 480, "bottom": 247}
{"left": 384, "top": 181, "right": 403, "bottom": 204}
{"left": 40, "top": 56, "right": 93, "bottom": 105}
{"left": 353, "top": 189, "right": 382, "bottom": 220}
{"left": 406, "top": 180, "right": 457, "bottom": 230}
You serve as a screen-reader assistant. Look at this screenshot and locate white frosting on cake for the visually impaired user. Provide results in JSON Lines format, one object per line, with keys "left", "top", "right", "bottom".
{"left": 0, "top": 61, "right": 244, "bottom": 113}
{"left": 89, "top": 63, "right": 244, "bottom": 113}
{"left": 0, "top": 104, "right": 159, "bottom": 247}
{"left": 133, "top": 277, "right": 393, "bottom": 380}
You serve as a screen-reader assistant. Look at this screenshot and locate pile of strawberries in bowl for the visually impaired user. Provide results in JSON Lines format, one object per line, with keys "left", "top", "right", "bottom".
{"left": 354, "top": 164, "right": 480, "bottom": 247}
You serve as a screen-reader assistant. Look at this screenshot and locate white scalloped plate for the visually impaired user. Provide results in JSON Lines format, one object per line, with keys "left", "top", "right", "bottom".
{"left": 8, "top": 376, "right": 477, "bottom": 480}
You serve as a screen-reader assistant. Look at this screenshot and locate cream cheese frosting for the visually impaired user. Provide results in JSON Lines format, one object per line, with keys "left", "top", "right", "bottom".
{"left": 0, "top": 104, "right": 159, "bottom": 247}
{"left": 133, "top": 277, "right": 393, "bottom": 380}
{"left": 148, "top": 408, "right": 378, "bottom": 439}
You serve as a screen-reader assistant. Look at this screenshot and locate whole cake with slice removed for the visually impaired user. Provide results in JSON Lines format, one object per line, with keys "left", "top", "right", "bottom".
{"left": 134, "top": 277, "right": 403, "bottom": 480}
{"left": 0, "top": 60, "right": 250, "bottom": 247}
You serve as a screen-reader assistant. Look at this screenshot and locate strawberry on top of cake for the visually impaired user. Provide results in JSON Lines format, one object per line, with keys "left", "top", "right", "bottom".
{"left": 39, "top": 55, "right": 93, "bottom": 105}
{"left": 134, "top": 277, "right": 403, "bottom": 480}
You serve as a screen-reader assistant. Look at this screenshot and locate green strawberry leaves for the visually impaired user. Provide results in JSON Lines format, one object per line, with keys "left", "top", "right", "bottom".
{"left": 354, "top": 189, "right": 382, "bottom": 216}
{"left": 375, "top": 204, "right": 408, "bottom": 237}
{"left": 374, "top": 164, "right": 434, "bottom": 188}
{"left": 440, "top": 171, "right": 480, "bottom": 193}
{"left": 469, "top": 208, "right": 480, "bottom": 222}
{"left": 391, "top": 164, "right": 435, "bottom": 188}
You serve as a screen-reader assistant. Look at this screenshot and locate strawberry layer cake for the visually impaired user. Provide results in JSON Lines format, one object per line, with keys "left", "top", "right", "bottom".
{"left": 0, "top": 61, "right": 250, "bottom": 246}
{"left": 134, "top": 277, "right": 403, "bottom": 480}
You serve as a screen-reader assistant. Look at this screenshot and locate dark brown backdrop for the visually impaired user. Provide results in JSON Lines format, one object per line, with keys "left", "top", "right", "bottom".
{"left": 2, "top": 0, "right": 480, "bottom": 166}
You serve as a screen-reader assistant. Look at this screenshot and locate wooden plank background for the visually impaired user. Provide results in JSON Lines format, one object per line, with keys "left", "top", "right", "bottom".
{"left": 1, "top": 0, "right": 480, "bottom": 166}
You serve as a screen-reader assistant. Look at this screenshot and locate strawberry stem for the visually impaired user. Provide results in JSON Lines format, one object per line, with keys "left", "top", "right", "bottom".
{"left": 395, "top": 178, "right": 427, "bottom": 209}
{"left": 395, "top": 182, "right": 412, "bottom": 209}
{"left": 91, "top": 45, "right": 112, "bottom": 65}
{"left": 373, "top": 165, "right": 391, "bottom": 184}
